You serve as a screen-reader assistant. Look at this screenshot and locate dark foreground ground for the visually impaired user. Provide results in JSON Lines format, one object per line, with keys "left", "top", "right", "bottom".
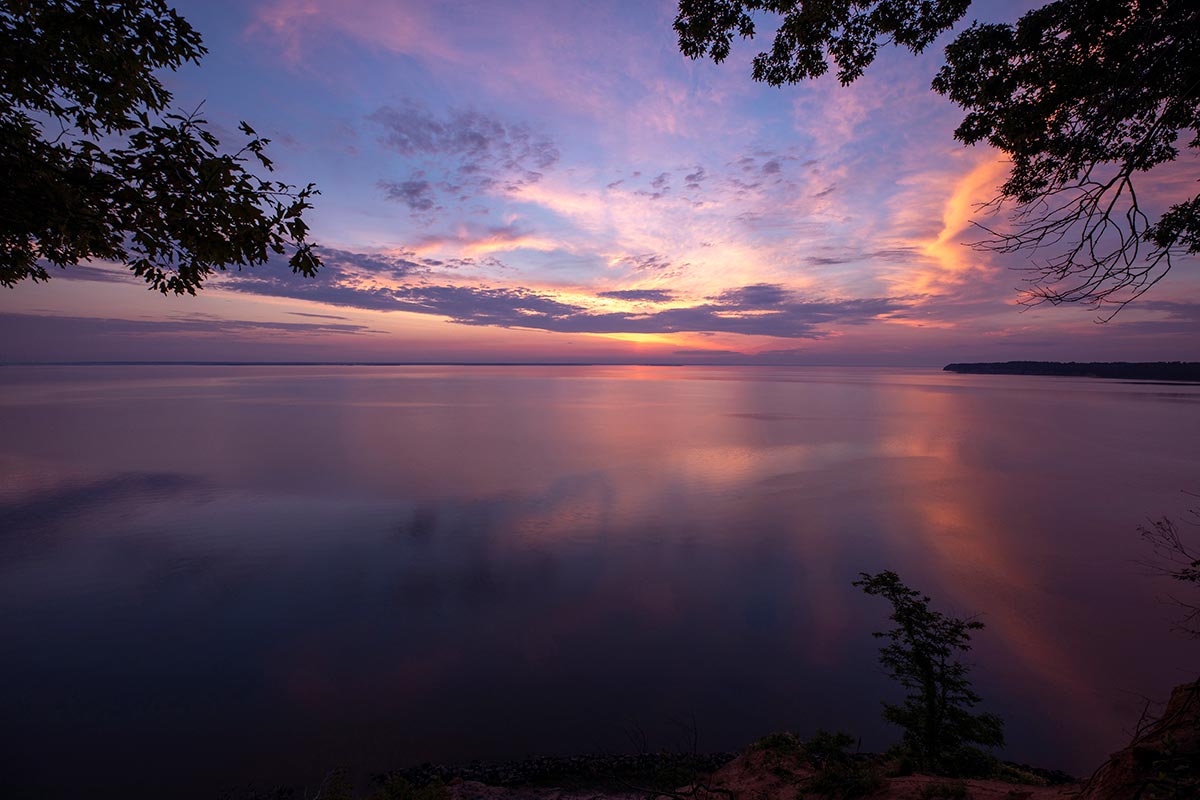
{"left": 240, "top": 679, "right": 1196, "bottom": 800}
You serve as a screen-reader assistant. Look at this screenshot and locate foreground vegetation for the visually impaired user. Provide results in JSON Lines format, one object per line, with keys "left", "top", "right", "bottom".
{"left": 227, "top": 573, "right": 1070, "bottom": 799}
{"left": 224, "top": 559, "right": 1199, "bottom": 798}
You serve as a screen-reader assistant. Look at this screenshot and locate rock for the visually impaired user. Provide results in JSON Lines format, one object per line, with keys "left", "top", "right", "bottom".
{"left": 1080, "top": 679, "right": 1200, "bottom": 800}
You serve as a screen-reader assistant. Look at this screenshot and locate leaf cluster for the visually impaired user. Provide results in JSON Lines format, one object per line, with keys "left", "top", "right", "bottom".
{"left": 674, "top": 0, "right": 1200, "bottom": 312}
{"left": 0, "top": 0, "right": 321, "bottom": 293}
{"left": 675, "top": 0, "right": 969, "bottom": 86}
{"left": 936, "top": 1, "right": 1199, "bottom": 201}
{"left": 854, "top": 571, "right": 1003, "bottom": 776}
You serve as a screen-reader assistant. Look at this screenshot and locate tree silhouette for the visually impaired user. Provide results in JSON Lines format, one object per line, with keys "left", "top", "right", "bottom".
{"left": 675, "top": 0, "right": 1199, "bottom": 316}
{"left": 0, "top": 0, "right": 321, "bottom": 295}
{"left": 854, "top": 571, "right": 1003, "bottom": 775}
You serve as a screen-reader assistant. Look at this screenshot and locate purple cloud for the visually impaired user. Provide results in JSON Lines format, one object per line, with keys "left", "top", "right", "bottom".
{"left": 380, "top": 177, "right": 437, "bottom": 211}
{"left": 715, "top": 283, "right": 790, "bottom": 308}
{"left": 219, "top": 249, "right": 428, "bottom": 310}
{"left": 215, "top": 252, "right": 903, "bottom": 339}
{"left": 370, "top": 100, "right": 560, "bottom": 202}
{"left": 684, "top": 167, "right": 707, "bottom": 190}
{"left": 389, "top": 284, "right": 904, "bottom": 338}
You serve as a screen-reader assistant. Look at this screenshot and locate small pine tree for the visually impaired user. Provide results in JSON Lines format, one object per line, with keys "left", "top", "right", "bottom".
{"left": 854, "top": 571, "right": 1004, "bottom": 775}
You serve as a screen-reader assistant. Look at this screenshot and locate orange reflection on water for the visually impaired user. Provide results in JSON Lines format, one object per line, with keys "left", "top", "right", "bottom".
{"left": 874, "top": 377, "right": 1137, "bottom": 763}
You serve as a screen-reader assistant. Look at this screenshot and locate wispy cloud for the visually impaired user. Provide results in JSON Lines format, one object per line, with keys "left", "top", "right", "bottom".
{"left": 596, "top": 289, "right": 677, "bottom": 303}
{"left": 408, "top": 223, "right": 562, "bottom": 257}
{"left": 897, "top": 156, "right": 1010, "bottom": 297}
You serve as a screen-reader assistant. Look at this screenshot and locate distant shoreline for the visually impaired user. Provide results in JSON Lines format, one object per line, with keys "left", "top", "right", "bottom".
{"left": 944, "top": 361, "right": 1200, "bottom": 382}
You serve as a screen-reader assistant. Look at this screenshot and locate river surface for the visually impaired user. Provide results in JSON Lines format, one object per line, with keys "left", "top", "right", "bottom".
{"left": 1, "top": 365, "right": 1197, "bottom": 798}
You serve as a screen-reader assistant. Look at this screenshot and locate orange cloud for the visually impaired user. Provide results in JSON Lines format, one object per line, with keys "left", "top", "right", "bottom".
{"left": 900, "top": 156, "right": 1009, "bottom": 297}
{"left": 408, "top": 225, "right": 564, "bottom": 258}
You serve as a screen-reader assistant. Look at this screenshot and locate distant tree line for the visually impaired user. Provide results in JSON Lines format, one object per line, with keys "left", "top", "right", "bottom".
{"left": 943, "top": 362, "right": 1200, "bottom": 381}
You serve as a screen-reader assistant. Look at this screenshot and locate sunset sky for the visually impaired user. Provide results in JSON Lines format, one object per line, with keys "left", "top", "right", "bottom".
{"left": 3, "top": 0, "right": 1198, "bottom": 364}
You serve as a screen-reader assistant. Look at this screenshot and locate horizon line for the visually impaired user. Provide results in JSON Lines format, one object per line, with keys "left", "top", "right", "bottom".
{"left": 1, "top": 360, "right": 950, "bottom": 368}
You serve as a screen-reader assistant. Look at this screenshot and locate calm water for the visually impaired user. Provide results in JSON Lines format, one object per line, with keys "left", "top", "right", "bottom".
{"left": 1, "top": 365, "right": 1197, "bottom": 798}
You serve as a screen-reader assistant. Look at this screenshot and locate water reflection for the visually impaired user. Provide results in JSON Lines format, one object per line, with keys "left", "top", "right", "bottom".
{"left": 0, "top": 365, "right": 1197, "bottom": 799}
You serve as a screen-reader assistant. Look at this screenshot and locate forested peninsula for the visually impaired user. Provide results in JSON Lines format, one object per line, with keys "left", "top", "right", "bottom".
{"left": 943, "top": 362, "right": 1200, "bottom": 382}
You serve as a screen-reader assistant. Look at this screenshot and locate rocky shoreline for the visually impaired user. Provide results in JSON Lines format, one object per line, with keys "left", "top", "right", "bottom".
{"left": 383, "top": 752, "right": 737, "bottom": 792}
{"left": 381, "top": 753, "right": 1076, "bottom": 792}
